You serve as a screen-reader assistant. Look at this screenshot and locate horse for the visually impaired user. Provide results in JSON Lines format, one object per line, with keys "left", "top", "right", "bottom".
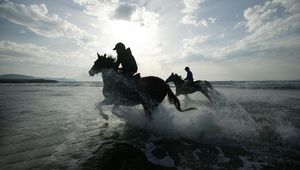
{"left": 89, "top": 53, "right": 194, "bottom": 120}
{"left": 166, "top": 73, "right": 219, "bottom": 103}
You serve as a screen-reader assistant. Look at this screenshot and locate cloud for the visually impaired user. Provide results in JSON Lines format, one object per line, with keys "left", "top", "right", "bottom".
{"left": 243, "top": 1, "right": 278, "bottom": 33}
{"left": 180, "top": 15, "right": 209, "bottom": 27}
{"left": 73, "top": 0, "right": 159, "bottom": 27}
{"left": 131, "top": 6, "right": 159, "bottom": 27}
{"left": 181, "top": 0, "right": 300, "bottom": 61}
{"left": 208, "top": 17, "right": 216, "bottom": 24}
{"left": 0, "top": 1, "right": 96, "bottom": 48}
{"left": 220, "top": 0, "right": 300, "bottom": 57}
{"left": 180, "top": 0, "right": 210, "bottom": 27}
{"left": 0, "top": 41, "right": 90, "bottom": 67}
{"left": 181, "top": 0, "right": 203, "bottom": 14}
{"left": 181, "top": 35, "right": 210, "bottom": 60}
{"left": 180, "top": 15, "right": 199, "bottom": 25}
{"left": 113, "top": 2, "right": 136, "bottom": 20}
{"left": 233, "top": 21, "right": 245, "bottom": 30}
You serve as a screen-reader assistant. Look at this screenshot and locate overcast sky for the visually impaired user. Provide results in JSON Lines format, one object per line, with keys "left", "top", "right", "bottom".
{"left": 0, "top": 0, "right": 299, "bottom": 81}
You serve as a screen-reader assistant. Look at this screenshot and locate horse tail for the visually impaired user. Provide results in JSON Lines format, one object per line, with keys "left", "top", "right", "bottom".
{"left": 167, "top": 86, "right": 195, "bottom": 112}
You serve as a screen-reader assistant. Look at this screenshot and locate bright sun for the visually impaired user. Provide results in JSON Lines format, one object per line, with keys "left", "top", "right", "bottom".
{"left": 104, "top": 20, "right": 159, "bottom": 56}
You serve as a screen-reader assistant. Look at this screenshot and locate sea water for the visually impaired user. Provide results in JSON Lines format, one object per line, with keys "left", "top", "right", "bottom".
{"left": 0, "top": 81, "right": 299, "bottom": 169}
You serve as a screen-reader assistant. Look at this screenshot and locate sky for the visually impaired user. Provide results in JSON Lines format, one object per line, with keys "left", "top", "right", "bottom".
{"left": 0, "top": 0, "right": 299, "bottom": 81}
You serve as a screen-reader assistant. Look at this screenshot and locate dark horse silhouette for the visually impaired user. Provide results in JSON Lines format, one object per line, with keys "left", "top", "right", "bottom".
{"left": 89, "top": 53, "right": 194, "bottom": 120}
{"left": 166, "top": 73, "right": 219, "bottom": 103}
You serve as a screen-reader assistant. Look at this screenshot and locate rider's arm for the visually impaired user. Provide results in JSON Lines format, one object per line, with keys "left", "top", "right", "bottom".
{"left": 185, "top": 72, "right": 192, "bottom": 80}
{"left": 184, "top": 73, "right": 188, "bottom": 80}
{"left": 114, "top": 57, "right": 121, "bottom": 70}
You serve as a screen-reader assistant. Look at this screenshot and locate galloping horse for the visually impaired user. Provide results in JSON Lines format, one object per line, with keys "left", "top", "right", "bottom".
{"left": 166, "top": 73, "right": 218, "bottom": 103}
{"left": 89, "top": 53, "right": 194, "bottom": 120}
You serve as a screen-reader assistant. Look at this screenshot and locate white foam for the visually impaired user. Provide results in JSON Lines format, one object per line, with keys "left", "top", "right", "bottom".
{"left": 105, "top": 93, "right": 260, "bottom": 142}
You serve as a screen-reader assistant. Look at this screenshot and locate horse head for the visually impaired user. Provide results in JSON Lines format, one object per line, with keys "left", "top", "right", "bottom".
{"left": 89, "top": 53, "right": 115, "bottom": 76}
{"left": 166, "top": 72, "right": 183, "bottom": 83}
{"left": 165, "top": 72, "right": 175, "bottom": 83}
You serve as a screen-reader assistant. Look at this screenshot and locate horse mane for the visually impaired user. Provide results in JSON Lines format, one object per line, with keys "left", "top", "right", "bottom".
{"left": 104, "top": 55, "right": 116, "bottom": 64}
{"left": 96, "top": 53, "right": 116, "bottom": 68}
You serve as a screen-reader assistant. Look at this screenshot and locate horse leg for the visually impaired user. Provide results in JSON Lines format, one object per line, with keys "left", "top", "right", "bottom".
{"left": 111, "top": 105, "right": 124, "bottom": 118}
{"left": 184, "top": 94, "right": 191, "bottom": 107}
{"left": 142, "top": 102, "right": 158, "bottom": 120}
{"left": 175, "top": 88, "right": 181, "bottom": 96}
{"left": 142, "top": 104, "right": 152, "bottom": 120}
{"left": 97, "top": 99, "right": 110, "bottom": 120}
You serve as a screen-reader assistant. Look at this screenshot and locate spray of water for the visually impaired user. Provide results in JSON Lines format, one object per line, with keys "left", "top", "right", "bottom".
{"left": 97, "top": 74, "right": 299, "bottom": 145}
{"left": 98, "top": 89, "right": 261, "bottom": 143}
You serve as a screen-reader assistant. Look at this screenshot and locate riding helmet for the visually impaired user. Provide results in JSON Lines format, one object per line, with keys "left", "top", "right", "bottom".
{"left": 113, "top": 42, "right": 126, "bottom": 50}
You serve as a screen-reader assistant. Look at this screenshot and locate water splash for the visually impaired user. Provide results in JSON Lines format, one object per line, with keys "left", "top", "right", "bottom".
{"left": 99, "top": 91, "right": 261, "bottom": 143}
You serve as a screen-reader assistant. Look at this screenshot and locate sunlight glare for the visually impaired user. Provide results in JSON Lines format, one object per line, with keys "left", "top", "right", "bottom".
{"left": 105, "top": 20, "right": 159, "bottom": 57}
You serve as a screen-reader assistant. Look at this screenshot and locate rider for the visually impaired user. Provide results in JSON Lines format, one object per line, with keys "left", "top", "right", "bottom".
{"left": 184, "top": 66, "right": 193, "bottom": 87}
{"left": 113, "top": 42, "right": 138, "bottom": 78}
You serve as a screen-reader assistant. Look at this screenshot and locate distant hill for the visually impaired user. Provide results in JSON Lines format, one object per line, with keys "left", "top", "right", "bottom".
{"left": 0, "top": 74, "right": 76, "bottom": 83}
{"left": 0, "top": 74, "right": 35, "bottom": 79}
{"left": 38, "top": 77, "right": 77, "bottom": 82}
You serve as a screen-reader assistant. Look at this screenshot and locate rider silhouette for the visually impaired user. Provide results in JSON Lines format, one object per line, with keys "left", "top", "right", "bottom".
{"left": 184, "top": 66, "right": 193, "bottom": 87}
{"left": 113, "top": 42, "right": 138, "bottom": 78}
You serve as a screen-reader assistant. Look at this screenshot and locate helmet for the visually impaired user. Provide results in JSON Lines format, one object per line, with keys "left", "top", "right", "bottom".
{"left": 113, "top": 42, "right": 126, "bottom": 50}
{"left": 185, "top": 66, "right": 190, "bottom": 71}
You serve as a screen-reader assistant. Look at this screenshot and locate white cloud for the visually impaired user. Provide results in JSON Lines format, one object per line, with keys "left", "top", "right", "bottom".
{"left": 180, "top": 15, "right": 208, "bottom": 27}
{"left": 0, "top": 1, "right": 96, "bottom": 48}
{"left": 180, "top": 0, "right": 214, "bottom": 27}
{"left": 208, "top": 17, "right": 216, "bottom": 24}
{"left": 181, "top": 0, "right": 203, "bottom": 14}
{"left": 274, "top": 0, "right": 300, "bottom": 13}
{"left": 182, "top": 35, "right": 209, "bottom": 58}
{"left": 200, "top": 19, "right": 208, "bottom": 27}
{"left": 131, "top": 6, "right": 159, "bottom": 27}
{"left": 180, "top": 15, "right": 198, "bottom": 25}
{"left": 233, "top": 21, "right": 245, "bottom": 30}
{"left": 219, "top": 0, "right": 300, "bottom": 58}
{"left": 0, "top": 41, "right": 90, "bottom": 67}
{"left": 243, "top": 1, "right": 278, "bottom": 33}
{"left": 181, "top": 0, "right": 300, "bottom": 61}
{"left": 73, "top": 0, "right": 159, "bottom": 27}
